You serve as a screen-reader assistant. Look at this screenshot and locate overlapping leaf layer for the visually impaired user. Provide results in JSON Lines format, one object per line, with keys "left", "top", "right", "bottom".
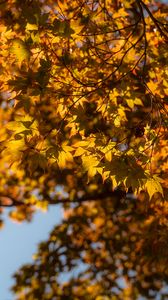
{"left": 0, "top": 0, "right": 167, "bottom": 299}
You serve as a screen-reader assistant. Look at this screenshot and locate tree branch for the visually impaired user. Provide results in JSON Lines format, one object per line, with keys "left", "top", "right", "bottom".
{"left": 0, "top": 190, "right": 126, "bottom": 208}
{"left": 137, "top": 0, "right": 168, "bottom": 41}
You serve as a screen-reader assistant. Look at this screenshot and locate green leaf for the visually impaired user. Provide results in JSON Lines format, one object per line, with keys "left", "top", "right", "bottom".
{"left": 53, "top": 19, "right": 75, "bottom": 37}
{"left": 10, "top": 39, "right": 30, "bottom": 62}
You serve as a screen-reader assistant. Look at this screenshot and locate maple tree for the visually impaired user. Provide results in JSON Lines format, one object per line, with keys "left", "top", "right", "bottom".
{"left": 0, "top": 0, "right": 168, "bottom": 299}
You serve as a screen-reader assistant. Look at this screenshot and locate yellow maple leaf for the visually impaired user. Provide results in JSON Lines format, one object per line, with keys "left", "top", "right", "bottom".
{"left": 145, "top": 176, "right": 164, "bottom": 200}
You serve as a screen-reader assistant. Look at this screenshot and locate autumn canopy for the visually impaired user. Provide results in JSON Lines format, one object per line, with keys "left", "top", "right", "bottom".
{"left": 0, "top": 0, "right": 168, "bottom": 299}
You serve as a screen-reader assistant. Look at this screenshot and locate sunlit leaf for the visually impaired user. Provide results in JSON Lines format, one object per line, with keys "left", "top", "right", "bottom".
{"left": 145, "top": 176, "right": 164, "bottom": 200}
{"left": 10, "top": 39, "right": 30, "bottom": 62}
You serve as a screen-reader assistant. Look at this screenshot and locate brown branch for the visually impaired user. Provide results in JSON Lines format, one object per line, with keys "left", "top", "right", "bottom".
{"left": 0, "top": 195, "right": 24, "bottom": 207}
{"left": 137, "top": 0, "right": 168, "bottom": 41}
{"left": 0, "top": 190, "right": 126, "bottom": 208}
